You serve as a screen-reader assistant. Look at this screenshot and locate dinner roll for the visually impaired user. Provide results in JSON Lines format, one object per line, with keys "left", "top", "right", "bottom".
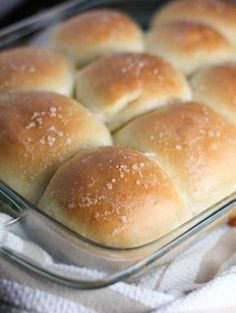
{"left": 146, "top": 21, "right": 234, "bottom": 76}
{"left": 191, "top": 64, "right": 236, "bottom": 223}
{"left": 75, "top": 53, "right": 191, "bottom": 131}
{"left": 229, "top": 214, "right": 236, "bottom": 226}
{"left": 114, "top": 102, "right": 236, "bottom": 215}
{"left": 0, "top": 91, "right": 112, "bottom": 203}
{"left": 38, "top": 146, "right": 190, "bottom": 248}
{"left": 0, "top": 47, "right": 73, "bottom": 95}
{"left": 191, "top": 64, "right": 236, "bottom": 124}
{"left": 151, "top": 0, "right": 236, "bottom": 46}
{"left": 51, "top": 9, "right": 144, "bottom": 67}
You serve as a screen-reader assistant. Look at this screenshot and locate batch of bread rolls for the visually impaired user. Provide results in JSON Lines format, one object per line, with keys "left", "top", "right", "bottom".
{"left": 0, "top": 0, "right": 236, "bottom": 248}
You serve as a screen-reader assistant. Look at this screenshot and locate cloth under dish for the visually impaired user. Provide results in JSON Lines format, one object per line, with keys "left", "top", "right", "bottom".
{"left": 0, "top": 214, "right": 236, "bottom": 313}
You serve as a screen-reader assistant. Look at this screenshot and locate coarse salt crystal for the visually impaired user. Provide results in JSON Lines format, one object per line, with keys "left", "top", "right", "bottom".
{"left": 175, "top": 144, "right": 182, "bottom": 151}
{"left": 65, "top": 137, "right": 72, "bottom": 145}
{"left": 120, "top": 216, "right": 127, "bottom": 223}
{"left": 106, "top": 183, "right": 113, "bottom": 190}
{"left": 49, "top": 106, "right": 57, "bottom": 113}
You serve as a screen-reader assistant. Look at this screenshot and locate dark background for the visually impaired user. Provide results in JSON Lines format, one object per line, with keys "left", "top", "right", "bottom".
{"left": 0, "top": 0, "right": 66, "bottom": 28}
{"left": 0, "top": 0, "right": 167, "bottom": 30}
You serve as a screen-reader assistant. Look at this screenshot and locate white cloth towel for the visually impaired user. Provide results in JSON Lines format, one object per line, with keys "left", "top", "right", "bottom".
{"left": 1, "top": 213, "right": 236, "bottom": 313}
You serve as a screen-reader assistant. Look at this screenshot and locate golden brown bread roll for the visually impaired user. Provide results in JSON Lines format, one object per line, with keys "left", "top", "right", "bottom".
{"left": 146, "top": 21, "right": 234, "bottom": 76}
{"left": 75, "top": 53, "right": 191, "bottom": 131}
{"left": 190, "top": 64, "right": 236, "bottom": 222}
{"left": 228, "top": 215, "right": 236, "bottom": 226}
{"left": 147, "top": 0, "right": 236, "bottom": 76}
{"left": 191, "top": 64, "right": 236, "bottom": 124}
{"left": 0, "top": 47, "right": 74, "bottom": 95}
{"left": 51, "top": 9, "right": 144, "bottom": 67}
{"left": 114, "top": 102, "right": 236, "bottom": 215}
{"left": 2, "top": 0, "right": 235, "bottom": 246}
{"left": 151, "top": 0, "right": 236, "bottom": 45}
{"left": 38, "top": 146, "right": 191, "bottom": 248}
{"left": 0, "top": 91, "right": 112, "bottom": 203}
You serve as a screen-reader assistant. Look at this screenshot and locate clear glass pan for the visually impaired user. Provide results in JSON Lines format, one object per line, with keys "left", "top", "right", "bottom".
{"left": 0, "top": 0, "right": 235, "bottom": 289}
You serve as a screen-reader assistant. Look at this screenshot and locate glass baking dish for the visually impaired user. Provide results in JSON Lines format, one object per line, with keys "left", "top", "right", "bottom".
{"left": 0, "top": 0, "right": 236, "bottom": 289}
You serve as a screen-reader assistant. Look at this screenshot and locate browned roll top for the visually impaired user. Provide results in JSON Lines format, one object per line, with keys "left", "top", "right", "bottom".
{"left": 191, "top": 64, "right": 236, "bottom": 123}
{"left": 0, "top": 91, "right": 112, "bottom": 203}
{"left": 51, "top": 9, "right": 144, "bottom": 67}
{"left": 147, "top": 0, "right": 236, "bottom": 75}
{"left": 75, "top": 52, "right": 191, "bottom": 131}
{"left": 114, "top": 101, "right": 236, "bottom": 215}
{"left": 190, "top": 63, "right": 236, "bottom": 221}
{"left": 39, "top": 146, "right": 190, "bottom": 248}
{"left": 0, "top": 47, "right": 74, "bottom": 95}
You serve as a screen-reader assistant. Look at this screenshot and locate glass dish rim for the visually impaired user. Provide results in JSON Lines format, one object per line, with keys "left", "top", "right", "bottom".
{"left": 1, "top": 180, "right": 236, "bottom": 289}
{"left": 0, "top": 0, "right": 236, "bottom": 289}
{"left": 1, "top": 180, "right": 235, "bottom": 252}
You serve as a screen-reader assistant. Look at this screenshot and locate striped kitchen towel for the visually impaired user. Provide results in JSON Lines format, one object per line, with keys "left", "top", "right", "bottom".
{"left": 0, "top": 214, "right": 236, "bottom": 313}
